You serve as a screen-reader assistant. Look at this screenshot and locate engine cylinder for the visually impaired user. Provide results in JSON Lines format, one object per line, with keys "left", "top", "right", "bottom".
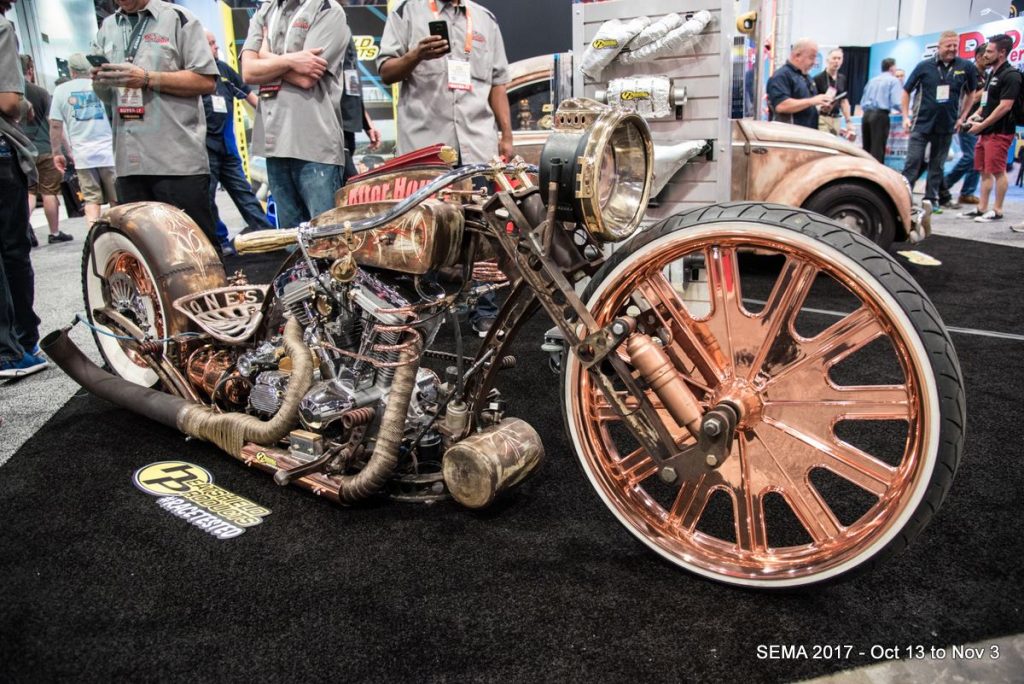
{"left": 442, "top": 418, "right": 544, "bottom": 509}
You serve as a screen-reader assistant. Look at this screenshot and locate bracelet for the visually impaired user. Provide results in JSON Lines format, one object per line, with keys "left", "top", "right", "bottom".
{"left": 142, "top": 69, "right": 150, "bottom": 90}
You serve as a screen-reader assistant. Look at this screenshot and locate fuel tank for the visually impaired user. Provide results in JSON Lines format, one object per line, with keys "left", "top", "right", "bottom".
{"left": 307, "top": 198, "right": 465, "bottom": 276}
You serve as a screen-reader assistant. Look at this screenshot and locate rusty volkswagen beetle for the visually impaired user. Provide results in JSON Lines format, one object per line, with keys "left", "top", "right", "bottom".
{"left": 507, "top": 54, "right": 927, "bottom": 250}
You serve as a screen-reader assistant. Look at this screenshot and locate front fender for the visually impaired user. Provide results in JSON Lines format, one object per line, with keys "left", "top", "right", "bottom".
{"left": 761, "top": 156, "right": 912, "bottom": 236}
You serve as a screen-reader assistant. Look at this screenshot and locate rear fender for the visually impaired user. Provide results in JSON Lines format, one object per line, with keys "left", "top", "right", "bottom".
{"left": 93, "top": 202, "right": 227, "bottom": 331}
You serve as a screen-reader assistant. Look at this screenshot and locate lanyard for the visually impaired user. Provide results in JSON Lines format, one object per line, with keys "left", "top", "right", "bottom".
{"left": 267, "top": 0, "right": 316, "bottom": 53}
{"left": 120, "top": 14, "right": 152, "bottom": 64}
{"left": 936, "top": 60, "right": 953, "bottom": 85}
{"left": 429, "top": 0, "right": 474, "bottom": 55}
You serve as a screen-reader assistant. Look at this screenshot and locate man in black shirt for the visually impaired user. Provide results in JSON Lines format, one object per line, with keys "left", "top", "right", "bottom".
{"left": 901, "top": 30, "right": 979, "bottom": 210}
{"left": 813, "top": 48, "right": 853, "bottom": 139}
{"left": 203, "top": 31, "right": 271, "bottom": 254}
{"left": 961, "top": 34, "right": 1021, "bottom": 223}
{"left": 767, "top": 38, "right": 833, "bottom": 129}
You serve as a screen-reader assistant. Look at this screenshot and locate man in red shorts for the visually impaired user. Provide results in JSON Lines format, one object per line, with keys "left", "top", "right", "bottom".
{"left": 962, "top": 34, "right": 1021, "bottom": 224}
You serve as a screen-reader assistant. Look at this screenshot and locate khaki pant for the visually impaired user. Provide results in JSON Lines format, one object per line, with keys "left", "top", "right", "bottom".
{"left": 818, "top": 115, "right": 840, "bottom": 136}
{"left": 77, "top": 166, "right": 118, "bottom": 205}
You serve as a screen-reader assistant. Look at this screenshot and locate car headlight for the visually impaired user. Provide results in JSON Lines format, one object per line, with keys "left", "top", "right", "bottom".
{"left": 539, "top": 98, "right": 654, "bottom": 242}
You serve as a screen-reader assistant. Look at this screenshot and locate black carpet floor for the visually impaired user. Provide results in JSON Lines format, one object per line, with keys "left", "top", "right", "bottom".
{"left": 1, "top": 236, "right": 1021, "bottom": 682}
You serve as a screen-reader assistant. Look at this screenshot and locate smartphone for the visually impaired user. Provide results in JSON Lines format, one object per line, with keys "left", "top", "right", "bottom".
{"left": 833, "top": 91, "right": 848, "bottom": 101}
{"left": 86, "top": 54, "right": 110, "bottom": 68}
{"left": 428, "top": 20, "right": 451, "bottom": 54}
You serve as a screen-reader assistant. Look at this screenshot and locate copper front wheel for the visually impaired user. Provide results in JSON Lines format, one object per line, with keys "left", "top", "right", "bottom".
{"left": 564, "top": 205, "right": 964, "bottom": 587}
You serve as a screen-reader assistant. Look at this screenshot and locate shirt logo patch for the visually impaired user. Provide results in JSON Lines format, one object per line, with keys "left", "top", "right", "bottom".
{"left": 472, "top": 30, "right": 486, "bottom": 44}
{"left": 143, "top": 33, "right": 169, "bottom": 45}
{"left": 292, "top": 20, "right": 310, "bottom": 30}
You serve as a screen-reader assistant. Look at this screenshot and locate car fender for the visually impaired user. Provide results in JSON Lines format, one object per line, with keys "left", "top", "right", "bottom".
{"left": 760, "top": 155, "right": 912, "bottom": 236}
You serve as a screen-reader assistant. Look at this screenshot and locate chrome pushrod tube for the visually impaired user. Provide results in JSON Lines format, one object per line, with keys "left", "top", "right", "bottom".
{"left": 303, "top": 163, "right": 536, "bottom": 241}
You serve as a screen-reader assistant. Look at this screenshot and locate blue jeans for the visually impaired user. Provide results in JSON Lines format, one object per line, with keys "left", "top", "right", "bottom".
{"left": 266, "top": 157, "right": 342, "bottom": 230}
{"left": 902, "top": 130, "right": 953, "bottom": 202}
{"left": 209, "top": 147, "right": 273, "bottom": 244}
{"left": 943, "top": 131, "right": 980, "bottom": 198}
{"left": 0, "top": 155, "right": 39, "bottom": 362}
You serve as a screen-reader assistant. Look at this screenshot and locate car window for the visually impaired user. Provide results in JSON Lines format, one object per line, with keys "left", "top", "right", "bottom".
{"left": 508, "top": 78, "right": 554, "bottom": 131}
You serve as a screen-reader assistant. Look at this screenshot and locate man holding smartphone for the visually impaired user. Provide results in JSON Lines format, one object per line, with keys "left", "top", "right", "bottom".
{"left": 813, "top": 48, "right": 854, "bottom": 140}
{"left": 378, "top": 0, "right": 513, "bottom": 165}
{"left": 377, "top": 0, "right": 513, "bottom": 336}
{"left": 91, "top": 0, "right": 220, "bottom": 246}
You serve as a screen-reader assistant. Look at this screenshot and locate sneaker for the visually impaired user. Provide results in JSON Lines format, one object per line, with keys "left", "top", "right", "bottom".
{"left": 472, "top": 317, "right": 495, "bottom": 338}
{"left": 974, "top": 211, "right": 1004, "bottom": 223}
{"left": 931, "top": 204, "right": 943, "bottom": 215}
{"left": 959, "top": 195, "right": 980, "bottom": 205}
{"left": 0, "top": 352, "right": 48, "bottom": 378}
{"left": 959, "top": 209, "right": 984, "bottom": 218}
{"left": 1009, "top": 224, "right": 1024, "bottom": 233}
{"left": 47, "top": 231, "right": 73, "bottom": 244}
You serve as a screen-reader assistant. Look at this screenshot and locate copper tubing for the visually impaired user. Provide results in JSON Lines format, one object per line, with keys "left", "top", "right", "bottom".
{"left": 627, "top": 333, "right": 703, "bottom": 437}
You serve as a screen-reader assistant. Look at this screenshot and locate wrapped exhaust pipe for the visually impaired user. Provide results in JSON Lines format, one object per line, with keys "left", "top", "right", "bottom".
{"left": 40, "top": 329, "right": 189, "bottom": 430}
{"left": 43, "top": 319, "right": 422, "bottom": 504}
{"left": 42, "top": 319, "right": 313, "bottom": 458}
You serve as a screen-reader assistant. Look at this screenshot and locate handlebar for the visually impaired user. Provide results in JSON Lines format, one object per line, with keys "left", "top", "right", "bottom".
{"left": 234, "top": 162, "right": 536, "bottom": 255}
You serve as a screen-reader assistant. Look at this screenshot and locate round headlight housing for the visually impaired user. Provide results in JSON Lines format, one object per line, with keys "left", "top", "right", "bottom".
{"left": 539, "top": 98, "right": 654, "bottom": 242}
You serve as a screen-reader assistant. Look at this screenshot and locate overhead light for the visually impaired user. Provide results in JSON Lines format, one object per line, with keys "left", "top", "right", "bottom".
{"left": 885, "top": 26, "right": 897, "bottom": 32}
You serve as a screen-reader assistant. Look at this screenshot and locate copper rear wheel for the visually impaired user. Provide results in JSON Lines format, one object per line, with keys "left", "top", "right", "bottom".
{"left": 564, "top": 205, "right": 964, "bottom": 587}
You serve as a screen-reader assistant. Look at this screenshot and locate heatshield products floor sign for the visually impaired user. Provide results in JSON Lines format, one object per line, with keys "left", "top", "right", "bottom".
{"left": 133, "top": 461, "right": 270, "bottom": 539}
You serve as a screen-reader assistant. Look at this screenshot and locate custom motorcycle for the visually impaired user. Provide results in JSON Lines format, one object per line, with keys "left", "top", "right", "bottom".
{"left": 44, "top": 99, "right": 965, "bottom": 588}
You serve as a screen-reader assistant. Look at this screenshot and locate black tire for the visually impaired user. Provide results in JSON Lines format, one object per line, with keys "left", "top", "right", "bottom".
{"left": 805, "top": 182, "right": 898, "bottom": 249}
{"left": 561, "top": 202, "right": 965, "bottom": 588}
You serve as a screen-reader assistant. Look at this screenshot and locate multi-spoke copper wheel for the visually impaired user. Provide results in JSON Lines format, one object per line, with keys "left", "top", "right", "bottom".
{"left": 565, "top": 206, "right": 964, "bottom": 587}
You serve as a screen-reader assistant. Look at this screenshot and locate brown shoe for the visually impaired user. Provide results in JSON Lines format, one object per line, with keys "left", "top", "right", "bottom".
{"left": 958, "top": 195, "right": 980, "bottom": 204}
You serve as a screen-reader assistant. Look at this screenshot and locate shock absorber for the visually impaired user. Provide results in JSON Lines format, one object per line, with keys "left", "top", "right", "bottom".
{"left": 627, "top": 333, "right": 703, "bottom": 437}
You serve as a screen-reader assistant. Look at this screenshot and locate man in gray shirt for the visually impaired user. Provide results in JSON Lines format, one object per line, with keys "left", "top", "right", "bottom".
{"left": 0, "top": 0, "right": 47, "bottom": 377}
{"left": 91, "top": 0, "right": 219, "bottom": 246}
{"left": 241, "top": 0, "right": 350, "bottom": 230}
{"left": 377, "top": 0, "right": 513, "bottom": 336}
{"left": 378, "top": 0, "right": 513, "bottom": 164}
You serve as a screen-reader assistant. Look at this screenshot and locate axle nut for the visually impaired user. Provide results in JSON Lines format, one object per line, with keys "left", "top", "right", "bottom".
{"left": 705, "top": 454, "right": 719, "bottom": 467}
{"left": 703, "top": 417, "right": 722, "bottom": 437}
{"left": 659, "top": 467, "right": 678, "bottom": 484}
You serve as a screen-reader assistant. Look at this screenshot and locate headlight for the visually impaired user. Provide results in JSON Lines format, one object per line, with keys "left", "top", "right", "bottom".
{"left": 539, "top": 98, "right": 654, "bottom": 242}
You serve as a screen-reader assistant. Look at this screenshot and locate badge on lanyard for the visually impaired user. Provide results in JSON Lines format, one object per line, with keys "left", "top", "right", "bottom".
{"left": 936, "top": 84, "right": 950, "bottom": 103}
{"left": 259, "top": 83, "right": 281, "bottom": 99}
{"left": 344, "top": 69, "right": 360, "bottom": 95}
{"left": 980, "top": 89, "right": 989, "bottom": 107}
{"left": 447, "top": 58, "right": 472, "bottom": 92}
{"left": 211, "top": 95, "right": 229, "bottom": 113}
{"left": 118, "top": 87, "right": 145, "bottom": 121}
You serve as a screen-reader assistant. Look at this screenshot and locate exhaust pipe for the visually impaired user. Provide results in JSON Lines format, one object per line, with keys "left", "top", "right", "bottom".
{"left": 41, "top": 328, "right": 189, "bottom": 429}
{"left": 43, "top": 320, "right": 420, "bottom": 504}
{"left": 42, "top": 319, "right": 313, "bottom": 457}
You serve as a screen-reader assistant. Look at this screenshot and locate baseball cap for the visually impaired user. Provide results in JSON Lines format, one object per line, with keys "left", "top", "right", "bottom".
{"left": 68, "top": 53, "right": 92, "bottom": 72}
